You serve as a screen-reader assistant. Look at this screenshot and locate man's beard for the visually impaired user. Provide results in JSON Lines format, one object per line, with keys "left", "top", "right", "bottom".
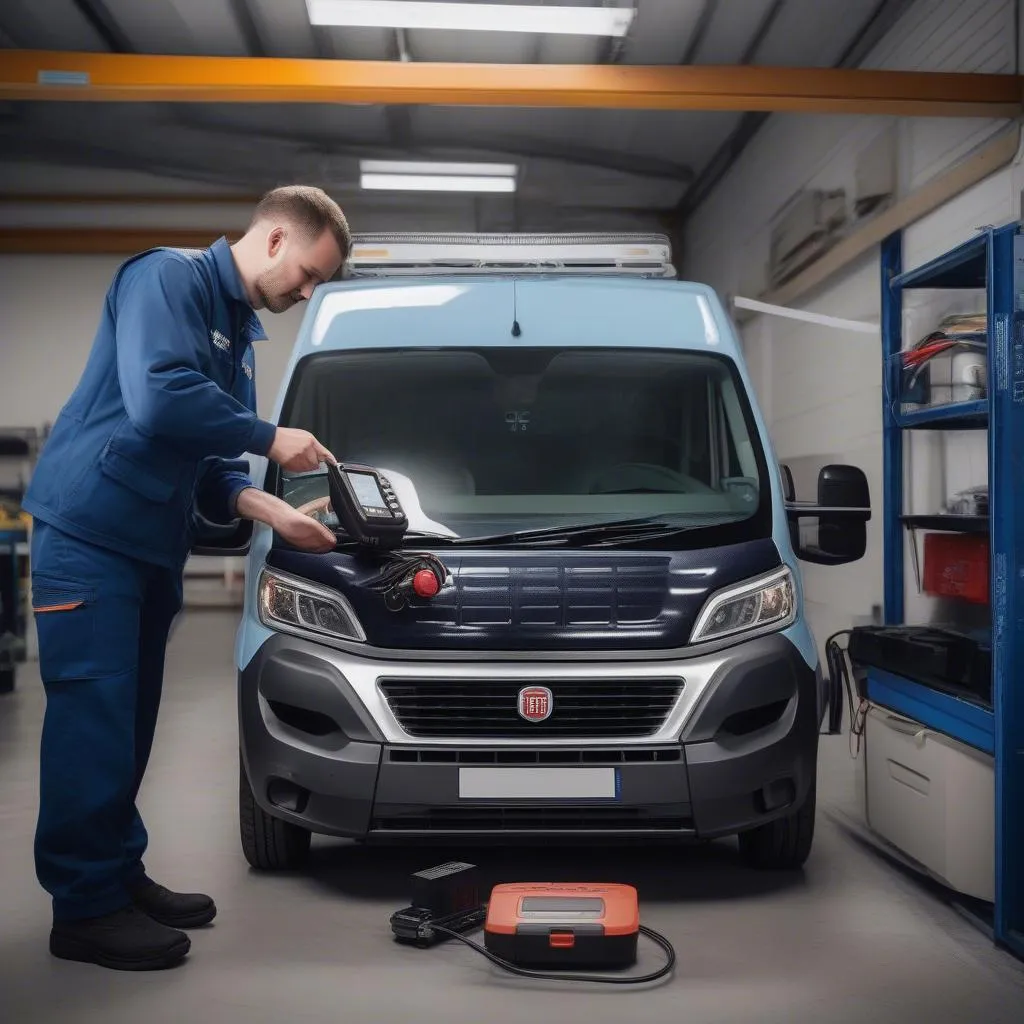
{"left": 255, "top": 268, "right": 299, "bottom": 313}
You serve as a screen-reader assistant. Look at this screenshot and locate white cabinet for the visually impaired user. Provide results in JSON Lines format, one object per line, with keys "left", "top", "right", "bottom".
{"left": 864, "top": 704, "right": 994, "bottom": 902}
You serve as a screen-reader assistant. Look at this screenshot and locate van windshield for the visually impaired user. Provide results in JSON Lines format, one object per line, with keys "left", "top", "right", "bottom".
{"left": 276, "top": 347, "right": 772, "bottom": 548}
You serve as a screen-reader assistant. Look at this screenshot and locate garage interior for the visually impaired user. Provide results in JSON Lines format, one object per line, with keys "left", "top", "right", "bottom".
{"left": 2, "top": 0, "right": 1024, "bottom": 1020}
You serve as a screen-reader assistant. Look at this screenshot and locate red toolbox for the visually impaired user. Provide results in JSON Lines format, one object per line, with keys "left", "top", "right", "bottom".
{"left": 923, "top": 532, "right": 989, "bottom": 604}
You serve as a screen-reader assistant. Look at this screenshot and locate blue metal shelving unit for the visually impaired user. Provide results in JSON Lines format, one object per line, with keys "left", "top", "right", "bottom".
{"left": 880, "top": 222, "right": 1024, "bottom": 961}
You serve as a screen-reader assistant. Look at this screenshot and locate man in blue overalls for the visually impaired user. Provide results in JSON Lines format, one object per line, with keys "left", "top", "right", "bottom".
{"left": 22, "top": 185, "right": 350, "bottom": 971}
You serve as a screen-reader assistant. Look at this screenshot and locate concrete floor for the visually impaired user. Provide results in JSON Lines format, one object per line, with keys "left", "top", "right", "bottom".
{"left": 1, "top": 610, "right": 1023, "bottom": 1024}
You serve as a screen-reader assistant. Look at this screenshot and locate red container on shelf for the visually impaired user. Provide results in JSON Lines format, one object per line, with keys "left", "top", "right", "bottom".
{"left": 922, "top": 532, "right": 989, "bottom": 604}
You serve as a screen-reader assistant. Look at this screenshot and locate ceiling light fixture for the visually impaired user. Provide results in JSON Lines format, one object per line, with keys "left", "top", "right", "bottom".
{"left": 306, "top": 1, "right": 635, "bottom": 37}
{"left": 361, "top": 174, "right": 517, "bottom": 193}
{"left": 361, "top": 160, "right": 518, "bottom": 177}
{"left": 359, "top": 160, "right": 518, "bottom": 193}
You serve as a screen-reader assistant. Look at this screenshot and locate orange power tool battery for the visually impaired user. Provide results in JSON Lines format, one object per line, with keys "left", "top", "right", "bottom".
{"left": 483, "top": 883, "right": 640, "bottom": 969}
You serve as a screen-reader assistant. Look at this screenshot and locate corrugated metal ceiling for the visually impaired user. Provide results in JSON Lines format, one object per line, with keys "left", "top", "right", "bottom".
{"left": 0, "top": 0, "right": 903, "bottom": 219}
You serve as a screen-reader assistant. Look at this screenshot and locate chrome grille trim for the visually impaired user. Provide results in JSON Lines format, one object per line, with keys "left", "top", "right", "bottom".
{"left": 266, "top": 647, "right": 732, "bottom": 745}
{"left": 378, "top": 677, "right": 683, "bottom": 738}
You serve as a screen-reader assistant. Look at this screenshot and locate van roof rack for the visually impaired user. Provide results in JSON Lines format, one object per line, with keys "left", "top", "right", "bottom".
{"left": 344, "top": 232, "right": 676, "bottom": 279}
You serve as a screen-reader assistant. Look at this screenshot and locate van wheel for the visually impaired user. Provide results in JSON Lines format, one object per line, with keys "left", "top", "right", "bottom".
{"left": 737, "top": 778, "right": 816, "bottom": 870}
{"left": 239, "top": 759, "right": 311, "bottom": 871}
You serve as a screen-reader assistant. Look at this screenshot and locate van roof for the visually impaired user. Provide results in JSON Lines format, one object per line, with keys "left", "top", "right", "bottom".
{"left": 289, "top": 233, "right": 738, "bottom": 362}
{"left": 344, "top": 232, "right": 676, "bottom": 279}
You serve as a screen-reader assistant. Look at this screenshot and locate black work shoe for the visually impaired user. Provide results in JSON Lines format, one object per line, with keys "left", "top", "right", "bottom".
{"left": 50, "top": 905, "right": 190, "bottom": 971}
{"left": 129, "top": 879, "right": 217, "bottom": 929}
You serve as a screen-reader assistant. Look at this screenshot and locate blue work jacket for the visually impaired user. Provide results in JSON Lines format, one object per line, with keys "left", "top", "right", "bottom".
{"left": 23, "top": 237, "right": 278, "bottom": 569}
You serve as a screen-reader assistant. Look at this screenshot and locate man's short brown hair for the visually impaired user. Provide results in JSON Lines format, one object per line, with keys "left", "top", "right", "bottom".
{"left": 251, "top": 185, "right": 351, "bottom": 263}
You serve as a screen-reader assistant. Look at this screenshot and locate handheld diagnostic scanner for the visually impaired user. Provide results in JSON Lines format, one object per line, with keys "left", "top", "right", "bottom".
{"left": 326, "top": 461, "right": 409, "bottom": 550}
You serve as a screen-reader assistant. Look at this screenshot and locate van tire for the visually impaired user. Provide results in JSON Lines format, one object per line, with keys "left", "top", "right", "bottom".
{"left": 239, "top": 759, "right": 311, "bottom": 871}
{"left": 737, "top": 778, "right": 816, "bottom": 870}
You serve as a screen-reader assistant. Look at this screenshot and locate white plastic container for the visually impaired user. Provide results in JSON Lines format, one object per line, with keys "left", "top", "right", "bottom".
{"left": 863, "top": 704, "right": 994, "bottom": 902}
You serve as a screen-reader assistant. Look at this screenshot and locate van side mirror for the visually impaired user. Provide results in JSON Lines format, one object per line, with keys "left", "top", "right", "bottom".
{"left": 784, "top": 463, "right": 870, "bottom": 566}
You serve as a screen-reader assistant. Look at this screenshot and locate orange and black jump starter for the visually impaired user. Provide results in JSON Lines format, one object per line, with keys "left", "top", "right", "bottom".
{"left": 390, "top": 862, "right": 674, "bottom": 984}
{"left": 484, "top": 882, "right": 640, "bottom": 969}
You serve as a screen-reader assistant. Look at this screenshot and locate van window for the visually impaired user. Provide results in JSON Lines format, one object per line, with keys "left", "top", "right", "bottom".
{"left": 277, "top": 348, "right": 771, "bottom": 546}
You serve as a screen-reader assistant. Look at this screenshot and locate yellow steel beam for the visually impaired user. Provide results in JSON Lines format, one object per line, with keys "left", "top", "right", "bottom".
{"left": 0, "top": 228, "right": 237, "bottom": 254}
{"left": 0, "top": 50, "right": 1020, "bottom": 116}
{"left": 0, "top": 192, "right": 260, "bottom": 205}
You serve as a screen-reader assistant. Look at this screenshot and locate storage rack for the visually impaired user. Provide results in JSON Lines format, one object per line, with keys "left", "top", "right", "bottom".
{"left": 0, "top": 428, "right": 40, "bottom": 694}
{"left": 879, "top": 222, "right": 1023, "bottom": 960}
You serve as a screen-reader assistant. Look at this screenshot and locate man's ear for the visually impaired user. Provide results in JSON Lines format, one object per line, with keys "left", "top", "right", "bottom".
{"left": 267, "top": 226, "right": 286, "bottom": 258}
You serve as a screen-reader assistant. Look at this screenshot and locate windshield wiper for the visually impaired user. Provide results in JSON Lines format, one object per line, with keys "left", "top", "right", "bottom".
{"left": 402, "top": 516, "right": 681, "bottom": 548}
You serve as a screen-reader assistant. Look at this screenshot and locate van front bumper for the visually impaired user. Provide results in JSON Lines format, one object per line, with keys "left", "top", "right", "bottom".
{"left": 238, "top": 632, "right": 821, "bottom": 842}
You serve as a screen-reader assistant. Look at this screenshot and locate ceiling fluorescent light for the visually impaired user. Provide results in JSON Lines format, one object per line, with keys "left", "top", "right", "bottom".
{"left": 361, "top": 173, "right": 517, "bottom": 193}
{"left": 306, "top": 1, "right": 635, "bottom": 37}
{"left": 361, "top": 160, "right": 518, "bottom": 177}
{"left": 359, "top": 160, "right": 517, "bottom": 192}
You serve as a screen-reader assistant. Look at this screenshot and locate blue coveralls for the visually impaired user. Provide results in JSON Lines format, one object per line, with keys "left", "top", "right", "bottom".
{"left": 22, "top": 237, "right": 278, "bottom": 923}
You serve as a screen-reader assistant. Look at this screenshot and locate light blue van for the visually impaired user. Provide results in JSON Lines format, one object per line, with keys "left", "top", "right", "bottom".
{"left": 201, "top": 233, "right": 870, "bottom": 871}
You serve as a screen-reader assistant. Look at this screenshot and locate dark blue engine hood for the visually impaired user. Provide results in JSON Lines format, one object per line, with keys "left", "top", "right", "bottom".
{"left": 266, "top": 539, "right": 783, "bottom": 652}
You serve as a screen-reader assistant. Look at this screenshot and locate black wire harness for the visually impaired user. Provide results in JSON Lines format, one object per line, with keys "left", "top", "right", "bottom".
{"left": 363, "top": 550, "right": 451, "bottom": 610}
{"left": 824, "top": 629, "right": 869, "bottom": 756}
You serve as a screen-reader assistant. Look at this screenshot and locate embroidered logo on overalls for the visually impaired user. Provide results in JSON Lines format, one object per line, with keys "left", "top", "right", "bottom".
{"left": 242, "top": 360, "right": 253, "bottom": 380}
{"left": 210, "top": 329, "right": 231, "bottom": 353}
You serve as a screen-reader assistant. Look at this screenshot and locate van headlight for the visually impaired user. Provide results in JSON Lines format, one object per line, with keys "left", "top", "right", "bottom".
{"left": 258, "top": 569, "right": 366, "bottom": 643}
{"left": 690, "top": 567, "right": 796, "bottom": 644}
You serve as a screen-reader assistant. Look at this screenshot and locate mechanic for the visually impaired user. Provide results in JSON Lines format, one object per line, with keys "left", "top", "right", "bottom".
{"left": 21, "top": 185, "right": 349, "bottom": 972}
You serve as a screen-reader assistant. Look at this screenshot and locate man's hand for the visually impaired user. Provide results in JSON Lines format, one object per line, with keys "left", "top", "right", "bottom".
{"left": 235, "top": 488, "right": 336, "bottom": 553}
{"left": 273, "top": 508, "right": 337, "bottom": 553}
{"left": 267, "top": 427, "right": 335, "bottom": 473}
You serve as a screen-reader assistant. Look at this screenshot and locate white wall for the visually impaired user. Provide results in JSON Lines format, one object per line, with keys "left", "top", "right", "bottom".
{"left": 683, "top": 0, "right": 1022, "bottom": 654}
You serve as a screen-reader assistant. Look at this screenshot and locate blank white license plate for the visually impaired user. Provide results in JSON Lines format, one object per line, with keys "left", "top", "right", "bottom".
{"left": 458, "top": 767, "right": 618, "bottom": 800}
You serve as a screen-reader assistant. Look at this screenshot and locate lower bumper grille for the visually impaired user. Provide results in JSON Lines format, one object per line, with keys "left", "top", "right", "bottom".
{"left": 371, "top": 806, "right": 694, "bottom": 833}
{"left": 378, "top": 677, "right": 684, "bottom": 738}
{"left": 387, "top": 747, "right": 682, "bottom": 765}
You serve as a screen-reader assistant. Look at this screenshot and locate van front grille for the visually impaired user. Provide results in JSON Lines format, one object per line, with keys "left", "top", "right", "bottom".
{"left": 377, "top": 678, "right": 684, "bottom": 738}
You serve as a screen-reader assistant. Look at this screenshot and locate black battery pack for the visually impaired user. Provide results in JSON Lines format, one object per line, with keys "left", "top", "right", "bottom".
{"left": 848, "top": 625, "right": 992, "bottom": 707}
{"left": 410, "top": 861, "right": 481, "bottom": 917}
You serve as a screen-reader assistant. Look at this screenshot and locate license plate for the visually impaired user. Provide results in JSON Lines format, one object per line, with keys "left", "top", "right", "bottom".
{"left": 458, "top": 767, "right": 618, "bottom": 800}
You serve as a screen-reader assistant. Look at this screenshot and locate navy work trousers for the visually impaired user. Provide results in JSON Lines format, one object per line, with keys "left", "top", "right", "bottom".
{"left": 30, "top": 520, "right": 183, "bottom": 923}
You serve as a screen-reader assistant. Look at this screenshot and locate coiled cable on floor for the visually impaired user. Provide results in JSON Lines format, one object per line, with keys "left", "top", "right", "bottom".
{"left": 428, "top": 923, "right": 676, "bottom": 986}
